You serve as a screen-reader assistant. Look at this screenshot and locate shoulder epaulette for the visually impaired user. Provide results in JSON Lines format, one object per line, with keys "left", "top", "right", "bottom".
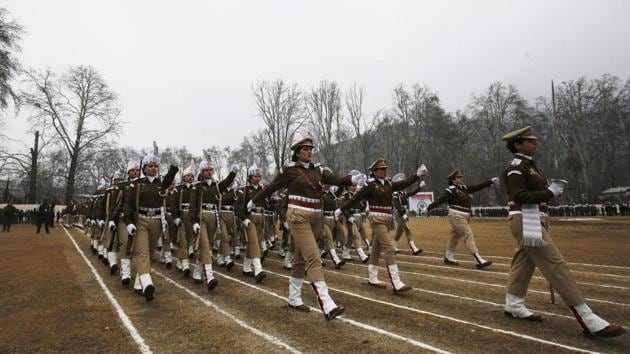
{"left": 446, "top": 186, "right": 455, "bottom": 193}
{"left": 510, "top": 158, "right": 522, "bottom": 167}
{"left": 367, "top": 178, "right": 375, "bottom": 183}
{"left": 284, "top": 161, "right": 296, "bottom": 168}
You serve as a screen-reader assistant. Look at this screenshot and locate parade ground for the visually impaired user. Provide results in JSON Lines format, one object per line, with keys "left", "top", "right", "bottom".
{"left": 1, "top": 217, "right": 629, "bottom": 353}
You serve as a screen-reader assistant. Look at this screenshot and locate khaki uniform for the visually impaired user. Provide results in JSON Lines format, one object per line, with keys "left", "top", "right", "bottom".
{"left": 173, "top": 183, "right": 195, "bottom": 262}
{"left": 252, "top": 162, "right": 352, "bottom": 282}
{"left": 219, "top": 188, "right": 239, "bottom": 260}
{"left": 341, "top": 175, "right": 418, "bottom": 267}
{"left": 235, "top": 184, "right": 265, "bottom": 260}
{"left": 123, "top": 165, "right": 178, "bottom": 295}
{"left": 189, "top": 172, "right": 237, "bottom": 265}
{"left": 393, "top": 185, "right": 423, "bottom": 252}
{"left": 340, "top": 191, "right": 369, "bottom": 256}
{"left": 503, "top": 154, "right": 584, "bottom": 306}
{"left": 428, "top": 180, "right": 492, "bottom": 262}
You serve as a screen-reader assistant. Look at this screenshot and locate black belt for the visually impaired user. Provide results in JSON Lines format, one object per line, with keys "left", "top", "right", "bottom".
{"left": 138, "top": 209, "right": 161, "bottom": 217}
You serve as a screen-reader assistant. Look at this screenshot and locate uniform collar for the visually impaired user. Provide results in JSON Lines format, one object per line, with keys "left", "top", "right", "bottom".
{"left": 298, "top": 161, "right": 312, "bottom": 169}
{"left": 515, "top": 153, "right": 533, "bottom": 161}
{"left": 147, "top": 176, "right": 156, "bottom": 183}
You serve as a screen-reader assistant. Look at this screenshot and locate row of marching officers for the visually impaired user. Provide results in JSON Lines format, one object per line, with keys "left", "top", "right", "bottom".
{"left": 78, "top": 131, "right": 624, "bottom": 337}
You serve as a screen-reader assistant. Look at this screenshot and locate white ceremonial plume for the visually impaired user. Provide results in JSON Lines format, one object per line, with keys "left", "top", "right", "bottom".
{"left": 141, "top": 153, "right": 160, "bottom": 168}
{"left": 248, "top": 162, "right": 261, "bottom": 177}
{"left": 97, "top": 178, "right": 108, "bottom": 190}
{"left": 126, "top": 160, "right": 140, "bottom": 172}
{"left": 112, "top": 171, "right": 124, "bottom": 181}
{"left": 182, "top": 163, "right": 195, "bottom": 177}
{"left": 199, "top": 160, "right": 214, "bottom": 170}
{"left": 392, "top": 173, "right": 405, "bottom": 183}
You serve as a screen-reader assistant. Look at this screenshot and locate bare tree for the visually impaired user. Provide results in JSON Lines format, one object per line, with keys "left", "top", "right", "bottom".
{"left": 346, "top": 83, "right": 374, "bottom": 171}
{"left": 21, "top": 65, "right": 123, "bottom": 202}
{"left": 252, "top": 79, "right": 305, "bottom": 172}
{"left": 0, "top": 7, "right": 23, "bottom": 112}
{"left": 306, "top": 80, "right": 345, "bottom": 171}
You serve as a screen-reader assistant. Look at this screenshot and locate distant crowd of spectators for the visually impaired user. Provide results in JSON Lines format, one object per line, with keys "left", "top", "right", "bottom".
{"left": 423, "top": 203, "right": 630, "bottom": 218}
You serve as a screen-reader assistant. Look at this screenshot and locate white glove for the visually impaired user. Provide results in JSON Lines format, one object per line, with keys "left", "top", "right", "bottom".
{"left": 86, "top": 218, "right": 91, "bottom": 226}
{"left": 231, "top": 164, "right": 239, "bottom": 173}
{"left": 419, "top": 180, "right": 426, "bottom": 188}
{"left": 98, "top": 219, "right": 105, "bottom": 227}
{"left": 242, "top": 219, "right": 251, "bottom": 228}
{"left": 334, "top": 208, "right": 343, "bottom": 220}
{"left": 417, "top": 164, "right": 428, "bottom": 177}
{"left": 547, "top": 180, "right": 566, "bottom": 197}
{"left": 491, "top": 177, "right": 500, "bottom": 185}
{"left": 246, "top": 200, "right": 255, "bottom": 212}
{"left": 351, "top": 173, "right": 367, "bottom": 186}
{"left": 127, "top": 224, "right": 137, "bottom": 235}
{"left": 283, "top": 221, "right": 289, "bottom": 230}
{"left": 193, "top": 223, "right": 201, "bottom": 234}
{"left": 346, "top": 216, "right": 355, "bottom": 225}
{"left": 174, "top": 217, "right": 181, "bottom": 227}
{"left": 402, "top": 214, "right": 409, "bottom": 221}
{"left": 108, "top": 220, "right": 116, "bottom": 232}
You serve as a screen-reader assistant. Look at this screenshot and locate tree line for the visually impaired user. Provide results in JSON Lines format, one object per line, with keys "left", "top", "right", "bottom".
{"left": 2, "top": 6, "right": 629, "bottom": 205}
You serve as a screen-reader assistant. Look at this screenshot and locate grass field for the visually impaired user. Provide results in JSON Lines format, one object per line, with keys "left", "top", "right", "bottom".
{"left": 1, "top": 217, "right": 628, "bottom": 353}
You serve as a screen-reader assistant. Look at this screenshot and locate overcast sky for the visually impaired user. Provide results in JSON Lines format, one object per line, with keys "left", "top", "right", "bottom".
{"left": 2, "top": 0, "right": 630, "bottom": 155}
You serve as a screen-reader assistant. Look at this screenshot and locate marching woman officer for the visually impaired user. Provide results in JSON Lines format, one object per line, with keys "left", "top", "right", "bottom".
{"left": 189, "top": 160, "right": 238, "bottom": 291}
{"left": 392, "top": 173, "right": 426, "bottom": 255}
{"left": 338, "top": 158, "right": 427, "bottom": 294}
{"left": 427, "top": 170, "right": 495, "bottom": 269}
{"left": 115, "top": 161, "right": 140, "bottom": 286}
{"left": 502, "top": 126, "right": 624, "bottom": 337}
{"left": 172, "top": 165, "right": 196, "bottom": 277}
{"left": 235, "top": 163, "right": 268, "bottom": 283}
{"left": 249, "top": 138, "right": 363, "bottom": 320}
{"left": 123, "top": 154, "right": 178, "bottom": 301}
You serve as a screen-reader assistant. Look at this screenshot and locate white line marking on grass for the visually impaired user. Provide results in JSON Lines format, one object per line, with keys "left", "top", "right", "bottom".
{"left": 263, "top": 258, "right": 580, "bottom": 322}
{"left": 273, "top": 250, "right": 630, "bottom": 293}
{"left": 417, "top": 250, "right": 630, "bottom": 271}
{"left": 211, "top": 268, "right": 452, "bottom": 354}
{"left": 63, "top": 227, "right": 152, "bottom": 354}
{"left": 392, "top": 260, "right": 630, "bottom": 289}
{"left": 152, "top": 270, "right": 301, "bottom": 354}
{"left": 255, "top": 264, "right": 603, "bottom": 354}
{"left": 394, "top": 254, "right": 630, "bottom": 280}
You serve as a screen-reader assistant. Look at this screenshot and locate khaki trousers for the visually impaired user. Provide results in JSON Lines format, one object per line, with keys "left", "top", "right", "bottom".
{"left": 134, "top": 218, "right": 161, "bottom": 274}
{"left": 507, "top": 214, "right": 585, "bottom": 306}
{"left": 117, "top": 220, "right": 131, "bottom": 258}
{"left": 219, "top": 211, "right": 236, "bottom": 257}
{"left": 287, "top": 208, "right": 324, "bottom": 282}
{"left": 394, "top": 214, "right": 413, "bottom": 243}
{"left": 446, "top": 211, "right": 479, "bottom": 254}
{"left": 243, "top": 213, "right": 263, "bottom": 259}
{"left": 368, "top": 215, "right": 396, "bottom": 266}
{"left": 197, "top": 211, "right": 217, "bottom": 264}
{"left": 175, "top": 211, "right": 194, "bottom": 260}
{"left": 101, "top": 225, "right": 114, "bottom": 251}
{"left": 322, "top": 217, "right": 336, "bottom": 251}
